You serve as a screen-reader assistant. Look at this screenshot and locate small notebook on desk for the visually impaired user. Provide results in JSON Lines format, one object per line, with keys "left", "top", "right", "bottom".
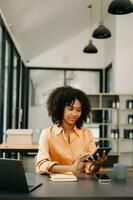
{"left": 49, "top": 172, "right": 78, "bottom": 182}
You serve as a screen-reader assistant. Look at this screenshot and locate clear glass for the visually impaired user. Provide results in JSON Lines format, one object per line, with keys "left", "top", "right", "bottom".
{"left": 28, "top": 69, "right": 100, "bottom": 129}
{"left": 28, "top": 69, "right": 64, "bottom": 128}
{"left": 12, "top": 53, "right": 18, "bottom": 128}
{"left": 65, "top": 70, "right": 99, "bottom": 94}
{"left": 29, "top": 70, "right": 64, "bottom": 106}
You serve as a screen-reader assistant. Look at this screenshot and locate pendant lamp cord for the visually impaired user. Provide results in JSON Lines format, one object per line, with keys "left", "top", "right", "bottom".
{"left": 101, "top": 0, "right": 104, "bottom": 24}
{"left": 88, "top": 4, "right": 92, "bottom": 35}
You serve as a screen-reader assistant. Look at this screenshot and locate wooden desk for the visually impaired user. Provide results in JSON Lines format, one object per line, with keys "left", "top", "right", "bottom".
{"left": 0, "top": 172, "right": 133, "bottom": 200}
{"left": 0, "top": 143, "right": 38, "bottom": 159}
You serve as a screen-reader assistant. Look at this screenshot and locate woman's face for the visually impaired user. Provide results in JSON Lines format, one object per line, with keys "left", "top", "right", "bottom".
{"left": 63, "top": 99, "right": 82, "bottom": 125}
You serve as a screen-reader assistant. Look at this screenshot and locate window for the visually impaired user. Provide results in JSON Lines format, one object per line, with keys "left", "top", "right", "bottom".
{"left": 28, "top": 68, "right": 102, "bottom": 129}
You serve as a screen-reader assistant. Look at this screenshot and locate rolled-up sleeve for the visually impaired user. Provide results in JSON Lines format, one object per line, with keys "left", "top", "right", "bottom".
{"left": 35, "top": 129, "right": 58, "bottom": 174}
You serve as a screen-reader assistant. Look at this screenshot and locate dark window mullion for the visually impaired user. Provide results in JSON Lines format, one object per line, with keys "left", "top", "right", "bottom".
{"left": 99, "top": 69, "right": 103, "bottom": 93}
{"left": 6, "top": 39, "right": 14, "bottom": 129}
{"left": 20, "top": 64, "right": 25, "bottom": 128}
{"left": 15, "top": 56, "right": 21, "bottom": 128}
{"left": 21, "top": 63, "right": 29, "bottom": 128}
{"left": 24, "top": 68, "right": 29, "bottom": 128}
{"left": 0, "top": 25, "right": 6, "bottom": 142}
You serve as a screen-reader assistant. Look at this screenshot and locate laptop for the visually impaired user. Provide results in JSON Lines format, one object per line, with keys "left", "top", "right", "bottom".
{"left": 0, "top": 158, "right": 42, "bottom": 193}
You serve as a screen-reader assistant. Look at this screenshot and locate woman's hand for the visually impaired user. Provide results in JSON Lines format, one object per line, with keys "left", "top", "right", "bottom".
{"left": 70, "top": 153, "right": 87, "bottom": 173}
{"left": 50, "top": 153, "right": 88, "bottom": 174}
{"left": 92, "top": 151, "right": 108, "bottom": 166}
{"left": 89, "top": 151, "right": 108, "bottom": 173}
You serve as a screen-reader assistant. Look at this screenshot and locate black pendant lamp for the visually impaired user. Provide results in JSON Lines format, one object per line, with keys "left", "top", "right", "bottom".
{"left": 83, "top": 5, "right": 98, "bottom": 54}
{"left": 108, "top": 0, "right": 133, "bottom": 15}
{"left": 83, "top": 39, "right": 98, "bottom": 53}
{"left": 93, "top": 0, "right": 111, "bottom": 39}
{"left": 92, "top": 21, "right": 111, "bottom": 39}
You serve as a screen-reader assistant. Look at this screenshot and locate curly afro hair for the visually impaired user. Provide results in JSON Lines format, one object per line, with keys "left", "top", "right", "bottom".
{"left": 47, "top": 86, "right": 91, "bottom": 128}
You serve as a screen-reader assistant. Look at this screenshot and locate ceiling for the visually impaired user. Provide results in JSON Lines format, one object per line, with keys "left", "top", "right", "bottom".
{"left": 0, "top": 0, "right": 111, "bottom": 63}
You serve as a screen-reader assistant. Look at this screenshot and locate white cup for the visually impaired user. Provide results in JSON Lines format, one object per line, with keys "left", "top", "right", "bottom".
{"left": 113, "top": 163, "right": 128, "bottom": 180}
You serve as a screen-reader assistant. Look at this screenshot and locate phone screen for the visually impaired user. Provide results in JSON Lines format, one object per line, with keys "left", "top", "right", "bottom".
{"left": 95, "top": 174, "right": 109, "bottom": 179}
{"left": 95, "top": 174, "right": 111, "bottom": 182}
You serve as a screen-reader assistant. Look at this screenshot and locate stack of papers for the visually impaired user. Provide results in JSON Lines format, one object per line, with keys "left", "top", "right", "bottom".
{"left": 49, "top": 172, "right": 78, "bottom": 182}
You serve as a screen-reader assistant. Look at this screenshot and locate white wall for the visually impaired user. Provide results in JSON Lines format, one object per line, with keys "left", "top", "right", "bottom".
{"left": 28, "top": 28, "right": 105, "bottom": 69}
{"left": 114, "top": 13, "right": 133, "bottom": 93}
{"left": 28, "top": 0, "right": 115, "bottom": 70}
{"left": 28, "top": 12, "right": 133, "bottom": 129}
{"left": 103, "top": 12, "right": 116, "bottom": 68}
{"left": 28, "top": 12, "right": 133, "bottom": 94}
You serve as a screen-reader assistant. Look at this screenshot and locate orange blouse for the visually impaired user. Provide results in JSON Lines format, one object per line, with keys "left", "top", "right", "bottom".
{"left": 35, "top": 124, "right": 96, "bottom": 174}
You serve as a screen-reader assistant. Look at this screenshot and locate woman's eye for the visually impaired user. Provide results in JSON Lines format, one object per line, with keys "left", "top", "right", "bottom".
{"left": 68, "top": 107, "right": 81, "bottom": 112}
{"left": 68, "top": 107, "right": 73, "bottom": 111}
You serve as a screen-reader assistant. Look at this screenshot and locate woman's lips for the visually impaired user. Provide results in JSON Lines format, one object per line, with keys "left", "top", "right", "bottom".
{"left": 70, "top": 118, "right": 77, "bottom": 121}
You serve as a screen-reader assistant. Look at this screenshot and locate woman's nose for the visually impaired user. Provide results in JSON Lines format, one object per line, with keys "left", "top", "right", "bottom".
{"left": 72, "top": 110, "right": 78, "bottom": 115}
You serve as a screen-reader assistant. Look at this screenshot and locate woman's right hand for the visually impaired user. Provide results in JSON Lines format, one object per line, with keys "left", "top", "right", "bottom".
{"left": 70, "top": 153, "right": 87, "bottom": 173}
{"left": 50, "top": 153, "right": 90, "bottom": 174}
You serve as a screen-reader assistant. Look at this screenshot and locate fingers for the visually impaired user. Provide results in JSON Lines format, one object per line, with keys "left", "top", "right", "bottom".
{"left": 88, "top": 155, "right": 93, "bottom": 162}
{"left": 102, "top": 150, "right": 107, "bottom": 158}
{"left": 71, "top": 156, "right": 85, "bottom": 173}
{"left": 78, "top": 152, "right": 89, "bottom": 160}
{"left": 96, "top": 153, "right": 100, "bottom": 160}
{"left": 91, "top": 152, "right": 108, "bottom": 166}
{"left": 101, "top": 150, "right": 108, "bottom": 161}
{"left": 96, "top": 151, "right": 108, "bottom": 161}
{"left": 78, "top": 151, "right": 108, "bottom": 164}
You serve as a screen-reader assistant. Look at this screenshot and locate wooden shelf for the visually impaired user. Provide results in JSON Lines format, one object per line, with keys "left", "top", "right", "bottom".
{"left": 87, "top": 93, "right": 133, "bottom": 167}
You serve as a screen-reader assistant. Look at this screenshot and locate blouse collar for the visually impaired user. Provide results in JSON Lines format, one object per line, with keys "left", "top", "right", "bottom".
{"left": 52, "top": 124, "right": 82, "bottom": 137}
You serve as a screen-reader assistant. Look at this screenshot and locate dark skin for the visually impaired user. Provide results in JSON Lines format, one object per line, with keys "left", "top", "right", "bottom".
{"left": 84, "top": 151, "right": 108, "bottom": 173}
{"left": 78, "top": 152, "right": 108, "bottom": 174}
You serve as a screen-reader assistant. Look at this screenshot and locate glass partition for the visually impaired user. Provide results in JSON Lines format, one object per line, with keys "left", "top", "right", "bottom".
{"left": 28, "top": 69, "right": 101, "bottom": 129}
{"left": 29, "top": 70, "right": 65, "bottom": 106}
{"left": 65, "top": 70, "right": 100, "bottom": 94}
{"left": 12, "top": 52, "right": 19, "bottom": 128}
{"left": 28, "top": 69, "right": 65, "bottom": 128}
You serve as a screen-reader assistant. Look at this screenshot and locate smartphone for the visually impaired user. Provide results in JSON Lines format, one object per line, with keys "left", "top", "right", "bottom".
{"left": 83, "top": 147, "right": 112, "bottom": 162}
{"left": 94, "top": 173, "right": 111, "bottom": 183}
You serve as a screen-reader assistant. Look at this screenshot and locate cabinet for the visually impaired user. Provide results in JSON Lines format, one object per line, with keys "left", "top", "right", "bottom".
{"left": 85, "top": 93, "right": 133, "bottom": 167}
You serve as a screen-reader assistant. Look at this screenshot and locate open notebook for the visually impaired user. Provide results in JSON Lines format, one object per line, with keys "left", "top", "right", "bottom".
{"left": 49, "top": 172, "right": 78, "bottom": 182}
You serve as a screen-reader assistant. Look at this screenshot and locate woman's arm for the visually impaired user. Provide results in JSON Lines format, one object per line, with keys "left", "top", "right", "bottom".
{"left": 50, "top": 154, "right": 86, "bottom": 173}
{"left": 35, "top": 130, "right": 58, "bottom": 174}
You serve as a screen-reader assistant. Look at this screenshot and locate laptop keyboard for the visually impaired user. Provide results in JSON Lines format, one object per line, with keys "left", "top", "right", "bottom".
{"left": 28, "top": 184, "right": 34, "bottom": 189}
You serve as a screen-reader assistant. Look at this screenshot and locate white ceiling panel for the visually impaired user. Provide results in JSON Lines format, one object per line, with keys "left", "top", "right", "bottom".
{"left": 0, "top": 0, "right": 111, "bottom": 62}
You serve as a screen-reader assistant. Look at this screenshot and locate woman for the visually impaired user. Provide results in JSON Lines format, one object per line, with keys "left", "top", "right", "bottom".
{"left": 35, "top": 86, "right": 107, "bottom": 174}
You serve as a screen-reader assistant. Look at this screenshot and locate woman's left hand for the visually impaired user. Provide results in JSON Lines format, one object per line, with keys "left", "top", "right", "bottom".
{"left": 88, "top": 151, "right": 108, "bottom": 173}
{"left": 92, "top": 151, "right": 108, "bottom": 166}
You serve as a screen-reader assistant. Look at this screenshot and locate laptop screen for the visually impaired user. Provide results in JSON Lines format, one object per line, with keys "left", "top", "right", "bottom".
{"left": 0, "top": 158, "right": 42, "bottom": 192}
